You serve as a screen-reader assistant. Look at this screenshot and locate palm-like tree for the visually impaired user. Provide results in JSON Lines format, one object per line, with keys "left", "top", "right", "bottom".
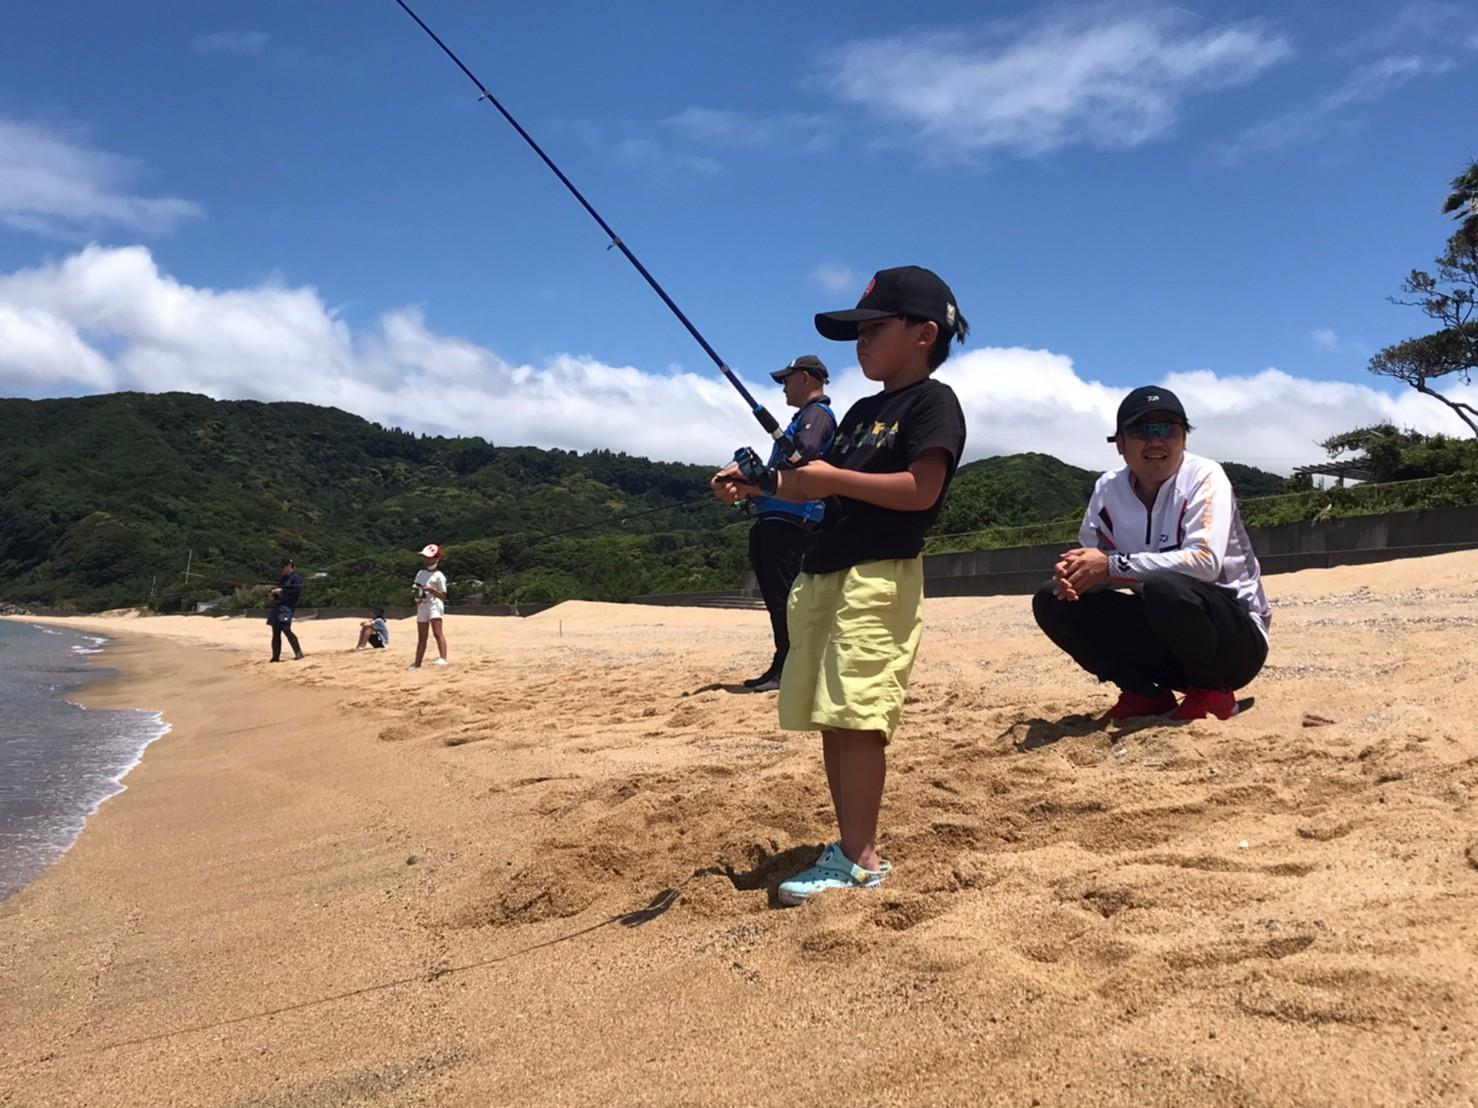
{"left": 1442, "top": 159, "right": 1478, "bottom": 243}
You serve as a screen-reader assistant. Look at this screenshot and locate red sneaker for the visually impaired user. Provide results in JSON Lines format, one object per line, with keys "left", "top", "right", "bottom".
{"left": 1108, "top": 689, "right": 1178, "bottom": 721}
{"left": 1170, "top": 688, "right": 1238, "bottom": 721}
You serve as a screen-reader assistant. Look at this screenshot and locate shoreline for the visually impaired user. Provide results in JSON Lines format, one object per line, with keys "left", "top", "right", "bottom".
{"left": 3, "top": 560, "right": 1477, "bottom": 1105}
{"left": 0, "top": 624, "right": 171, "bottom": 903}
{"left": 1, "top": 623, "right": 492, "bottom": 1102}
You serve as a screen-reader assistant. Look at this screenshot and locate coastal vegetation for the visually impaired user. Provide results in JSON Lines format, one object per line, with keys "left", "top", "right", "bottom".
{"left": 2, "top": 393, "right": 1472, "bottom": 612}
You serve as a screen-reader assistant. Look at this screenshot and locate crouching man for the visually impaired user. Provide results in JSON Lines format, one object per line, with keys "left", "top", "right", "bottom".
{"left": 1033, "top": 386, "right": 1271, "bottom": 722}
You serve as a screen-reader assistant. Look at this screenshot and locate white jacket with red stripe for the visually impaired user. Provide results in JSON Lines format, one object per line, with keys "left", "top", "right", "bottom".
{"left": 1080, "top": 451, "right": 1271, "bottom": 636}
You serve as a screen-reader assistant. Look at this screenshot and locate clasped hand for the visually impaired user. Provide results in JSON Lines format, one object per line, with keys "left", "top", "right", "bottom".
{"left": 1053, "top": 547, "right": 1108, "bottom": 601}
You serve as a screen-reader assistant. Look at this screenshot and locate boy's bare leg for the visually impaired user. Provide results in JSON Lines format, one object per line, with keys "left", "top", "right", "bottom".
{"left": 357, "top": 626, "right": 370, "bottom": 647}
{"left": 431, "top": 619, "right": 447, "bottom": 661}
{"left": 822, "top": 731, "right": 843, "bottom": 841}
{"left": 415, "top": 623, "right": 429, "bottom": 666}
{"left": 831, "top": 728, "right": 886, "bottom": 871}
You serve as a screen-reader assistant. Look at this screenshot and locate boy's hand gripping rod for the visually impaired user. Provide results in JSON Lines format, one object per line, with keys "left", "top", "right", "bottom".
{"left": 392, "top": 0, "right": 802, "bottom": 466}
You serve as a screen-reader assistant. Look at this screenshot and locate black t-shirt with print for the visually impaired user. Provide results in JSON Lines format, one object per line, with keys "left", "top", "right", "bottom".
{"left": 803, "top": 377, "right": 967, "bottom": 574}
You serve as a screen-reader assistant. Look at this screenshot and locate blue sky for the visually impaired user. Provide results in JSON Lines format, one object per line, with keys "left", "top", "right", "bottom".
{"left": 1, "top": 1, "right": 1475, "bottom": 470}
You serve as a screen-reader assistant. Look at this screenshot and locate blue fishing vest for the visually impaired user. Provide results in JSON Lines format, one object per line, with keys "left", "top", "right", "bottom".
{"left": 752, "top": 400, "right": 834, "bottom": 525}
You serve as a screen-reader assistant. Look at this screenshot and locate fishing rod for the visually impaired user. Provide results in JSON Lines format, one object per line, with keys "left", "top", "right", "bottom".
{"left": 390, "top": 0, "right": 803, "bottom": 469}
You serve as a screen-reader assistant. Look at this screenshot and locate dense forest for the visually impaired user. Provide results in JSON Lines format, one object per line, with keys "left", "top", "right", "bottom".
{"left": 1, "top": 392, "right": 1298, "bottom": 612}
{"left": 0, "top": 393, "right": 743, "bottom": 611}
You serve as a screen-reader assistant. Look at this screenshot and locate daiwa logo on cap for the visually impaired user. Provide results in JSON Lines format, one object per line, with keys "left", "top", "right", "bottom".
{"left": 1147, "top": 394, "right": 1160, "bottom": 401}
{"left": 861, "top": 276, "right": 876, "bottom": 301}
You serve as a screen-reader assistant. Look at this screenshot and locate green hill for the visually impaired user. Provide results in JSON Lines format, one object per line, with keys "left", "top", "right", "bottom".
{"left": 0, "top": 393, "right": 1300, "bottom": 612}
{"left": 0, "top": 393, "right": 744, "bottom": 611}
{"left": 937, "top": 453, "right": 1100, "bottom": 536}
{"left": 1221, "top": 461, "right": 1288, "bottom": 498}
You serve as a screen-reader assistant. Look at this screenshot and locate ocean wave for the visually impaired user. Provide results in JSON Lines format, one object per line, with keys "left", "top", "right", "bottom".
{"left": 89, "top": 713, "right": 172, "bottom": 812}
{"left": 0, "top": 630, "right": 169, "bottom": 902}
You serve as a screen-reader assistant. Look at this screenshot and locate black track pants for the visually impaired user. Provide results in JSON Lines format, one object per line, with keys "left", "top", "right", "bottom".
{"left": 748, "top": 517, "right": 811, "bottom": 675}
{"left": 271, "top": 623, "right": 302, "bottom": 661}
{"left": 1032, "top": 571, "right": 1267, "bottom": 695}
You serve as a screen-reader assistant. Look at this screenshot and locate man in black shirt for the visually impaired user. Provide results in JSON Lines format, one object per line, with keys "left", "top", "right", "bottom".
{"left": 267, "top": 558, "right": 304, "bottom": 662}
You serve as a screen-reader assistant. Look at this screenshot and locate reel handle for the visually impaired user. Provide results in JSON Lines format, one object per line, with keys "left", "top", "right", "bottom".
{"left": 731, "top": 447, "right": 778, "bottom": 495}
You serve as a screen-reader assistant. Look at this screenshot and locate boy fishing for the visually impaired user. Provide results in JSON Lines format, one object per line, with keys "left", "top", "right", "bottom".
{"left": 713, "top": 266, "right": 970, "bottom": 905}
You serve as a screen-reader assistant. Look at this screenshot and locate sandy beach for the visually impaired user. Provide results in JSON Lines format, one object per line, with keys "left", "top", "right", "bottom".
{"left": 3, "top": 551, "right": 1477, "bottom": 1106}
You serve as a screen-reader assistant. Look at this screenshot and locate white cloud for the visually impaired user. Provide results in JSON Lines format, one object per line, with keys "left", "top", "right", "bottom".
{"left": 1337, "top": 2, "right": 1478, "bottom": 58}
{"left": 1230, "top": 54, "right": 1442, "bottom": 156}
{"left": 0, "top": 304, "right": 113, "bottom": 389}
{"left": 192, "top": 31, "right": 269, "bottom": 55}
{"left": 0, "top": 246, "right": 752, "bottom": 462}
{"left": 2, "top": 246, "right": 1473, "bottom": 474}
{"left": 809, "top": 264, "right": 860, "bottom": 296}
{"left": 614, "top": 137, "right": 723, "bottom": 177}
{"left": 0, "top": 119, "right": 202, "bottom": 240}
{"left": 1312, "top": 328, "right": 1339, "bottom": 351}
{"left": 932, "top": 352, "right": 1475, "bottom": 472}
{"left": 664, "top": 108, "right": 833, "bottom": 152}
{"left": 1325, "top": 54, "right": 1435, "bottom": 111}
{"left": 823, "top": 11, "right": 1291, "bottom": 158}
{"left": 1231, "top": 3, "right": 1475, "bottom": 159}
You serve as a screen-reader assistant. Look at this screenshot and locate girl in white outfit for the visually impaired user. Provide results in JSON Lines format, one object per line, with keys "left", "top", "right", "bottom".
{"left": 410, "top": 544, "right": 449, "bottom": 668}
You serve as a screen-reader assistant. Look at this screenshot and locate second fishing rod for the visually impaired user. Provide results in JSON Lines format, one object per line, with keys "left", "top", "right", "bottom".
{"left": 392, "top": 0, "right": 801, "bottom": 474}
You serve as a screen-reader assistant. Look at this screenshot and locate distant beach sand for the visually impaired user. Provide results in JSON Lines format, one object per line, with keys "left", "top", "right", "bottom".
{"left": 3, "top": 551, "right": 1477, "bottom": 1105}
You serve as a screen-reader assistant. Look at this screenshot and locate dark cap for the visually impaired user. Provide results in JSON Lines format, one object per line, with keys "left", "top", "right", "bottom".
{"left": 770, "top": 354, "right": 829, "bottom": 383}
{"left": 815, "top": 265, "right": 962, "bottom": 342}
{"left": 1108, "top": 386, "right": 1188, "bottom": 442}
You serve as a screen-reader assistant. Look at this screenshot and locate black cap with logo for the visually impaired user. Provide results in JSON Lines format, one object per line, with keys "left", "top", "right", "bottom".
{"left": 770, "top": 354, "right": 829, "bottom": 383}
{"left": 1108, "top": 386, "right": 1189, "bottom": 441}
{"left": 815, "top": 266, "right": 962, "bottom": 342}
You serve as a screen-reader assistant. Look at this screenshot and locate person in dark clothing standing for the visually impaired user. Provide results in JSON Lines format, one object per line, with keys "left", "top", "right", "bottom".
{"left": 722, "top": 355, "right": 837, "bottom": 692}
{"left": 267, "top": 558, "right": 305, "bottom": 662}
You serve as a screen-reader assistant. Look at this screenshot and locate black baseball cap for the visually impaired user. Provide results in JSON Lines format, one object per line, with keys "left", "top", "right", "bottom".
{"left": 1108, "top": 386, "right": 1189, "bottom": 441}
{"left": 770, "top": 354, "right": 829, "bottom": 383}
{"left": 815, "top": 266, "right": 962, "bottom": 341}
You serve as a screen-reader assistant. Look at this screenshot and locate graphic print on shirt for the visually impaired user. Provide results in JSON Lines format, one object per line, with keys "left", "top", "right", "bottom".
{"left": 831, "top": 420, "right": 899, "bottom": 457}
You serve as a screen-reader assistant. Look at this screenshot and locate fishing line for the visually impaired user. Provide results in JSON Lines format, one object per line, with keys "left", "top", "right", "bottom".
{"left": 390, "top": 0, "right": 802, "bottom": 465}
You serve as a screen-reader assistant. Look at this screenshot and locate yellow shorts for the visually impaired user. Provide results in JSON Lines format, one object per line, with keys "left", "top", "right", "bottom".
{"left": 777, "top": 557, "right": 924, "bottom": 743}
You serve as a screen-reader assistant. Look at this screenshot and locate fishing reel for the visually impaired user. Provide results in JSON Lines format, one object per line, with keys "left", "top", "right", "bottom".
{"left": 731, "top": 446, "right": 778, "bottom": 495}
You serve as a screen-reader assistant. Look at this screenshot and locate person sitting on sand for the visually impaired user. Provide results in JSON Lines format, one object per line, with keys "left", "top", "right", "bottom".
{"left": 1032, "top": 386, "right": 1271, "bottom": 722}
{"left": 267, "top": 558, "right": 305, "bottom": 663}
{"left": 409, "top": 544, "right": 449, "bottom": 669}
{"left": 356, "top": 608, "right": 390, "bottom": 651}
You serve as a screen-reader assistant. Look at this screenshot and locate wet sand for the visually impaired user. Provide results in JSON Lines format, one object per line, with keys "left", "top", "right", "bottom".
{"left": 3, "top": 551, "right": 1477, "bottom": 1106}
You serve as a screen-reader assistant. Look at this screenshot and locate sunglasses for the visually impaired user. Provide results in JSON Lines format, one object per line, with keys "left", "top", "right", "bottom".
{"left": 1124, "top": 420, "right": 1184, "bottom": 441}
